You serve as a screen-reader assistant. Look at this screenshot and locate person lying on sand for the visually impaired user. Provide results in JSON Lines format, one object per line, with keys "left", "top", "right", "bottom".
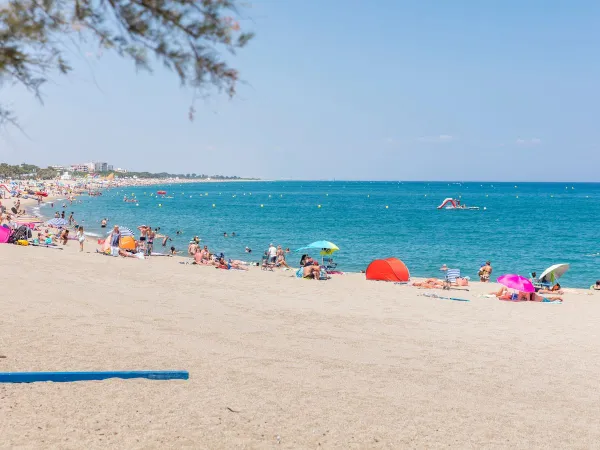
{"left": 490, "top": 286, "right": 513, "bottom": 300}
{"left": 524, "top": 292, "right": 563, "bottom": 302}
{"left": 413, "top": 278, "right": 445, "bottom": 289}
{"left": 538, "top": 287, "right": 564, "bottom": 295}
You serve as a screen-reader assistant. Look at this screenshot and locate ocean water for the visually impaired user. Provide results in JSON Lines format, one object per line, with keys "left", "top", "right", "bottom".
{"left": 41, "top": 181, "right": 600, "bottom": 287}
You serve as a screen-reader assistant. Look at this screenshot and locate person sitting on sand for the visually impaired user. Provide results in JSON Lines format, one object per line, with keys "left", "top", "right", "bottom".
{"left": 170, "top": 246, "right": 179, "bottom": 255}
{"left": 479, "top": 261, "right": 493, "bottom": 282}
{"left": 303, "top": 261, "right": 321, "bottom": 280}
{"left": 199, "top": 245, "right": 210, "bottom": 261}
{"left": 591, "top": 280, "right": 600, "bottom": 290}
{"left": 193, "top": 250, "right": 206, "bottom": 265}
{"left": 56, "top": 229, "right": 68, "bottom": 245}
{"left": 276, "top": 253, "right": 291, "bottom": 269}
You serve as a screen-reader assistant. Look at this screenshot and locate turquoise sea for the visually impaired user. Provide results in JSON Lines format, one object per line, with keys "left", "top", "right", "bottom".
{"left": 40, "top": 181, "right": 600, "bottom": 287}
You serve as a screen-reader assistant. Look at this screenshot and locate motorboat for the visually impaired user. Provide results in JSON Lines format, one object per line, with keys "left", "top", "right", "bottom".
{"left": 437, "top": 198, "right": 479, "bottom": 210}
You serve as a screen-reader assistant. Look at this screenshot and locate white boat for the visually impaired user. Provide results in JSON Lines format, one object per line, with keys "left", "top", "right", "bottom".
{"left": 437, "top": 198, "right": 479, "bottom": 210}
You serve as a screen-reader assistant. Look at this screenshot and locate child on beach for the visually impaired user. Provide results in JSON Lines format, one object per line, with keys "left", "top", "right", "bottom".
{"left": 76, "top": 226, "right": 85, "bottom": 252}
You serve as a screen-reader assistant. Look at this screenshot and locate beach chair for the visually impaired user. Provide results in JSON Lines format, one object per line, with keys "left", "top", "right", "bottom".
{"left": 443, "top": 268, "right": 461, "bottom": 290}
{"left": 322, "top": 256, "right": 337, "bottom": 272}
{"left": 261, "top": 254, "right": 275, "bottom": 271}
{"left": 529, "top": 273, "right": 551, "bottom": 291}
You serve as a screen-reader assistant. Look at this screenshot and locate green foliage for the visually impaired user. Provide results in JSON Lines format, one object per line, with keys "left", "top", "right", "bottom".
{"left": 122, "top": 171, "right": 251, "bottom": 180}
{"left": 0, "top": 162, "right": 57, "bottom": 179}
{"left": 0, "top": 0, "right": 253, "bottom": 124}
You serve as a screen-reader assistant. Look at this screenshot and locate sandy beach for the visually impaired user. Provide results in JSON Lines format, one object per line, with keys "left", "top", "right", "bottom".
{"left": 2, "top": 239, "right": 600, "bottom": 448}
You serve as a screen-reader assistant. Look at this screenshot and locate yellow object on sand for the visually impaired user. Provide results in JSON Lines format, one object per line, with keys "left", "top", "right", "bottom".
{"left": 17, "top": 240, "right": 29, "bottom": 246}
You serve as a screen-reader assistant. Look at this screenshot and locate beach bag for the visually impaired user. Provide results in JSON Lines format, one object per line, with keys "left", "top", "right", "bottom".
{"left": 8, "top": 225, "right": 31, "bottom": 243}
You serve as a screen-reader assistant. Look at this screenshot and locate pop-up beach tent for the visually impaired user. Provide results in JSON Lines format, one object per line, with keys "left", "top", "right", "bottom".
{"left": 119, "top": 236, "right": 136, "bottom": 251}
{"left": 366, "top": 258, "right": 410, "bottom": 282}
{"left": 0, "top": 225, "right": 11, "bottom": 244}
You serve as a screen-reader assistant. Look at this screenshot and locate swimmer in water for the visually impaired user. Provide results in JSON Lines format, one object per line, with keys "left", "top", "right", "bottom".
{"left": 231, "top": 232, "right": 236, "bottom": 237}
{"left": 101, "top": 218, "right": 107, "bottom": 228}
{"left": 223, "top": 232, "right": 228, "bottom": 238}
{"left": 245, "top": 246, "right": 252, "bottom": 253}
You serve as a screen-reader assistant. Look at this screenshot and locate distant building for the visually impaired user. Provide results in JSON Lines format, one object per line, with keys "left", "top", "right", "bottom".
{"left": 86, "top": 162, "right": 95, "bottom": 172}
{"left": 70, "top": 164, "right": 89, "bottom": 172}
{"left": 114, "top": 168, "right": 127, "bottom": 173}
{"left": 50, "top": 165, "right": 66, "bottom": 171}
{"left": 94, "top": 162, "right": 108, "bottom": 172}
{"left": 107, "top": 165, "right": 114, "bottom": 172}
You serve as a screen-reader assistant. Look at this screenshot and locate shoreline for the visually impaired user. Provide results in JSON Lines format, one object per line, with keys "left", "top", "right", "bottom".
{"left": 3, "top": 178, "right": 596, "bottom": 287}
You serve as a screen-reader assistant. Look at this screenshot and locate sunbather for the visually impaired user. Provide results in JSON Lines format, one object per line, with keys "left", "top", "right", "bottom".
{"left": 538, "top": 284, "right": 564, "bottom": 294}
{"left": 303, "top": 261, "right": 321, "bottom": 280}
{"left": 490, "top": 286, "right": 513, "bottom": 300}
{"left": 413, "top": 278, "right": 445, "bottom": 289}
{"left": 526, "top": 292, "right": 563, "bottom": 302}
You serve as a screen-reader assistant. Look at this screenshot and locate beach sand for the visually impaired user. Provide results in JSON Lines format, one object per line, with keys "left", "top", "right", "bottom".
{"left": 2, "top": 243, "right": 600, "bottom": 448}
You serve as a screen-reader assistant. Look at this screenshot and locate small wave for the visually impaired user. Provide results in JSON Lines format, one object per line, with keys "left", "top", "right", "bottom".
{"left": 85, "top": 231, "right": 102, "bottom": 237}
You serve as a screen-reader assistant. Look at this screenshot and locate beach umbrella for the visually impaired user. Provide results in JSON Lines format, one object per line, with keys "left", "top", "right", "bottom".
{"left": 497, "top": 274, "right": 535, "bottom": 293}
{"left": 46, "top": 218, "right": 69, "bottom": 227}
{"left": 107, "top": 226, "right": 135, "bottom": 237}
{"left": 538, "top": 263, "right": 570, "bottom": 284}
{"left": 295, "top": 240, "right": 339, "bottom": 254}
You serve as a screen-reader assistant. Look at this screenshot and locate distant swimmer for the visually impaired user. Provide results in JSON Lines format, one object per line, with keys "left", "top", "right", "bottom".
{"left": 223, "top": 232, "right": 228, "bottom": 238}
{"left": 101, "top": 218, "right": 107, "bottom": 228}
{"left": 245, "top": 246, "right": 252, "bottom": 253}
{"left": 231, "top": 232, "right": 236, "bottom": 237}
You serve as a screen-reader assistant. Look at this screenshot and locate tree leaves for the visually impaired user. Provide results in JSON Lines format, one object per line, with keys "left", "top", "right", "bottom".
{"left": 0, "top": 0, "right": 253, "bottom": 125}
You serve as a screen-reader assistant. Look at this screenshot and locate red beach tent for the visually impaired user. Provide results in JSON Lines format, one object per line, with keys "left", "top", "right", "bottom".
{"left": 365, "top": 258, "right": 410, "bottom": 282}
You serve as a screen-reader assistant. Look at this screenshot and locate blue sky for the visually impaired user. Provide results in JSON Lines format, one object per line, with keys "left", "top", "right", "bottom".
{"left": 2, "top": 0, "right": 600, "bottom": 180}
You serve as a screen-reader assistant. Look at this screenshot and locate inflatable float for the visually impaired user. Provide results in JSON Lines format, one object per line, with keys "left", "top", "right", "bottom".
{"left": 437, "top": 198, "right": 479, "bottom": 210}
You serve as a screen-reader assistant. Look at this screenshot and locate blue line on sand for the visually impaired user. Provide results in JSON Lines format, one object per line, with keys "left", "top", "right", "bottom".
{"left": 0, "top": 371, "right": 189, "bottom": 383}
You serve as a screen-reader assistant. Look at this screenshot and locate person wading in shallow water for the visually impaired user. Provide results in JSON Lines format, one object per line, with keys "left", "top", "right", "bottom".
{"left": 479, "top": 261, "right": 493, "bottom": 282}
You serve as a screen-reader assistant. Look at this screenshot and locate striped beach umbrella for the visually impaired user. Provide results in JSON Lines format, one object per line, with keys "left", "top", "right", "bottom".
{"left": 107, "top": 226, "right": 135, "bottom": 237}
{"left": 46, "top": 218, "right": 69, "bottom": 227}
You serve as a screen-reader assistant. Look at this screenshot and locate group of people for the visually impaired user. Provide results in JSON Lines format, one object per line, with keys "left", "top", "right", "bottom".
{"left": 491, "top": 286, "right": 563, "bottom": 302}
{"left": 187, "top": 237, "right": 248, "bottom": 270}
{"left": 265, "top": 243, "right": 291, "bottom": 269}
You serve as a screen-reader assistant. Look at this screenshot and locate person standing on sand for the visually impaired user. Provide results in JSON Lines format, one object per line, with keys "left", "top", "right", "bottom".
{"left": 188, "top": 240, "right": 199, "bottom": 256}
{"left": 108, "top": 225, "right": 121, "bottom": 257}
{"left": 76, "top": 226, "right": 85, "bottom": 252}
{"left": 479, "top": 261, "right": 493, "bottom": 282}
{"left": 68, "top": 212, "right": 74, "bottom": 225}
{"left": 267, "top": 243, "right": 277, "bottom": 264}
{"left": 146, "top": 228, "right": 155, "bottom": 256}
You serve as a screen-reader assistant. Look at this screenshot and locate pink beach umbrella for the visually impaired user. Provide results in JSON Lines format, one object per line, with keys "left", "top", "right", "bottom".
{"left": 497, "top": 274, "right": 535, "bottom": 293}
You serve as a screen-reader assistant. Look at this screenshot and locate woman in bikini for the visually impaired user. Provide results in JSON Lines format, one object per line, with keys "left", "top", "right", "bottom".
{"left": 479, "top": 261, "right": 492, "bottom": 282}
